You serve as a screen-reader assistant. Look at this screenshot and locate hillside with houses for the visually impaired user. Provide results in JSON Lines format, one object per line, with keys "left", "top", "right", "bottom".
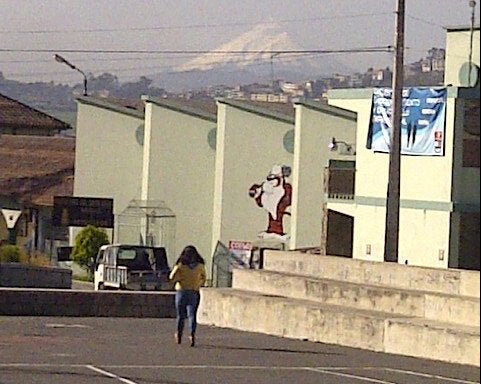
{"left": 0, "top": 48, "right": 445, "bottom": 129}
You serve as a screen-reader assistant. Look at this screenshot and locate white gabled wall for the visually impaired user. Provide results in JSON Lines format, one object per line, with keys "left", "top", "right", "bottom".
{"left": 141, "top": 103, "right": 216, "bottom": 268}
{"left": 213, "top": 103, "right": 293, "bottom": 249}
{"left": 74, "top": 103, "right": 144, "bottom": 215}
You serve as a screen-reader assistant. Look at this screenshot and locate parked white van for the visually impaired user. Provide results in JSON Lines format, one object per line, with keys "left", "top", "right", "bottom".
{"left": 93, "top": 244, "right": 172, "bottom": 291}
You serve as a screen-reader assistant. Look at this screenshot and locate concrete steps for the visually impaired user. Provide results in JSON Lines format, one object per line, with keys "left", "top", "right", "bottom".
{"left": 199, "top": 288, "right": 480, "bottom": 367}
{"left": 199, "top": 252, "right": 480, "bottom": 366}
{"left": 233, "top": 268, "right": 480, "bottom": 327}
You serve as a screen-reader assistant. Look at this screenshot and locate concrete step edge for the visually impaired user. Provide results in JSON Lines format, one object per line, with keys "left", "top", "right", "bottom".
{"left": 386, "top": 317, "right": 480, "bottom": 335}
{"left": 262, "top": 252, "right": 480, "bottom": 298}
{"left": 233, "top": 269, "right": 480, "bottom": 301}
{"left": 201, "top": 288, "right": 476, "bottom": 327}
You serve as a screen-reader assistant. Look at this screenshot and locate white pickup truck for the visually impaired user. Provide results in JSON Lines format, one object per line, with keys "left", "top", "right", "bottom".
{"left": 93, "top": 244, "right": 172, "bottom": 291}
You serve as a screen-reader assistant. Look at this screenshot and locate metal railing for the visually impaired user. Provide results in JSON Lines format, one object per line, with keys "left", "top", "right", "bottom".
{"left": 104, "top": 265, "right": 128, "bottom": 288}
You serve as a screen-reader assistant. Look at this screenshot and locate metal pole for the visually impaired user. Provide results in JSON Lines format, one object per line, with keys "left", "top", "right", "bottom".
{"left": 270, "top": 53, "right": 280, "bottom": 85}
{"left": 270, "top": 54, "right": 275, "bottom": 84}
{"left": 82, "top": 74, "right": 88, "bottom": 96}
{"left": 53, "top": 54, "right": 88, "bottom": 96}
{"left": 384, "top": 0, "right": 405, "bottom": 262}
{"left": 468, "top": 0, "right": 477, "bottom": 87}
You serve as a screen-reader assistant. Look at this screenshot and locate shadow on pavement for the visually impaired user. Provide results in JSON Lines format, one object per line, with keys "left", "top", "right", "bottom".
{"left": 199, "top": 344, "right": 344, "bottom": 356}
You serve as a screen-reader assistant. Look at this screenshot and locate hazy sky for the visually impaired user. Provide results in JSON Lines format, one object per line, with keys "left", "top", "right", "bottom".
{"left": 0, "top": 0, "right": 478, "bottom": 85}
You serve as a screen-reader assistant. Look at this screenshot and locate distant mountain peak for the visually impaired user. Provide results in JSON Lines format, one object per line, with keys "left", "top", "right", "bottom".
{"left": 152, "top": 23, "right": 353, "bottom": 92}
{"left": 177, "top": 22, "right": 302, "bottom": 72}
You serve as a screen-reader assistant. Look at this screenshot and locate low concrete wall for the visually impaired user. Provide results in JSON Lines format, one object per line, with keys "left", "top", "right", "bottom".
{"left": 0, "top": 263, "right": 72, "bottom": 289}
{"left": 0, "top": 288, "right": 176, "bottom": 318}
{"left": 263, "top": 251, "right": 481, "bottom": 298}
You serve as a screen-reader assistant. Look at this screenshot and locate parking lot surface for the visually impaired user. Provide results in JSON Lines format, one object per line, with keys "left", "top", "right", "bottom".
{"left": 1, "top": 317, "right": 479, "bottom": 384}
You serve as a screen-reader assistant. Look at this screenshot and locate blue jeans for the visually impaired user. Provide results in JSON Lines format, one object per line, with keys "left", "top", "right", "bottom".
{"left": 175, "top": 290, "right": 200, "bottom": 336}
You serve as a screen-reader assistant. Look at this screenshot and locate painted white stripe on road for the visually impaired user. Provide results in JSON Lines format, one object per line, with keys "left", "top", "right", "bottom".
{"left": 0, "top": 363, "right": 478, "bottom": 383}
{"left": 101, "top": 364, "right": 354, "bottom": 370}
{"left": 0, "top": 364, "right": 85, "bottom": 368}
{"left": 45, "top": 323, "right": 93, "bottom": 329}
{"left": 86, "top": 365, "right": 138, "bottom": 384}
{"left": 307, "top": 368, "right": 398, "bottom": 384}
{"left": 381, "top": 368, "right": 480, "bottom": 384}
{"left": 0, "top": 363, "right": 331, "bottom": 370}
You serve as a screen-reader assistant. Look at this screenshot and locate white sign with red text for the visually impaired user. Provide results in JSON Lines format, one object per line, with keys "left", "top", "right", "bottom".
{"left": 228, "top": 240, "right": 253, "bottom": 269}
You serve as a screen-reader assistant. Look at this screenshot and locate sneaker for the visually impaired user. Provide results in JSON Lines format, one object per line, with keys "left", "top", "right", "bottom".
{"left": 175, "top": 333, "right": 182, "bottom": 345}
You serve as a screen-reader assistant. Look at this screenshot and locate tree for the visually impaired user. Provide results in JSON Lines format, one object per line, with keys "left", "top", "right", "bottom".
{"left": 117, "top": 76, "right": 153, "bottom": 98}
{"left": 71, "top": 225, "right": 109, "bottom": 272}
{"left": 88, "top": 72, "right": 120, "bottom": 92}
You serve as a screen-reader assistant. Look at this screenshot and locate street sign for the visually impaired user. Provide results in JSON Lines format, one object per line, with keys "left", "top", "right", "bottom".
{"left": 52, "top": 196, "right": 114, "bottom": 228}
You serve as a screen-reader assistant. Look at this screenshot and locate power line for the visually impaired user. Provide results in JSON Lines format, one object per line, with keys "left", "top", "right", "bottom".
{"left": 5, "top": 13, "right": 467, "bottom": 39}
{"left": 0, "top": 54, "right": 201, "bottom": 65}
{"left": 5, "top": 46, "right": 457, "bottom": 66}
{"left": 3, "top": 49, "right": 393, "bottom": 79}
{"left": 0, "top": 46, "right": 393, "bottom": 55}
{"left": 0, "top": 47, "right": 393, "bottom": 80}
{"left": 405, "top": 14, "right": 446, "bottom": 28}
{"left": 406, "top": 13, "right": 480, "bottom": 40}
{"left": 0, "top": 13, "right": 393, "bottom": 34}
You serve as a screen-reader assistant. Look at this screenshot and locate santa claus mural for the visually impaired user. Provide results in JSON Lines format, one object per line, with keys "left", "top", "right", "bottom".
{"left": 248, "top": 164, "right": 292, "bottom": 242}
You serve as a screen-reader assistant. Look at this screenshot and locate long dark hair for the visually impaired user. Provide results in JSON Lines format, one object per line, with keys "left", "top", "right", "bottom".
{"left": 176, "top": 245, "right": 205, "bottom": 266}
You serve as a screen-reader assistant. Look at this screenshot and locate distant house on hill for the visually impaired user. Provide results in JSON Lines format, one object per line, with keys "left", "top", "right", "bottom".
{"left": 0, "top": 94, "right": 74, "bottom": 254}
{"left": 0, "top": 92, "right": 70, "bottom": 136}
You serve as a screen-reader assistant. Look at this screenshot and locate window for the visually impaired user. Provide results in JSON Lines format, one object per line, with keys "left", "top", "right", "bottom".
{"left": 117, "top": 249, "right": 137, "bottom": 260}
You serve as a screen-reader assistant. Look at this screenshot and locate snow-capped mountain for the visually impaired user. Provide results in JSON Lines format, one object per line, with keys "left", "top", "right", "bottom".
{"left": 177, "top": 23, "right": 307, "bottom": 72}
{"left": 152, "top": 23, "right": 352, "bottom": 91}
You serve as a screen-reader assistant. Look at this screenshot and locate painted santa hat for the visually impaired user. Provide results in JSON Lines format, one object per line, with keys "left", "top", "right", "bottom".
{"left": 267, "top": 164, "right": 292, "bottom": 179}
{"left": 269, "top": 165, "right": 283, "bottom": 178}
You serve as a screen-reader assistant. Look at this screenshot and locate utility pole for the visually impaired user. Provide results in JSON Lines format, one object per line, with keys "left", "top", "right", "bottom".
{"left": 468, "top": 0, "right": 477, "bottom": 87}
{"left": 270, "top": 53, "right": 280, "bottom": 85}
{"left": 384, "top": 0, "right": 405, "bottom": 262}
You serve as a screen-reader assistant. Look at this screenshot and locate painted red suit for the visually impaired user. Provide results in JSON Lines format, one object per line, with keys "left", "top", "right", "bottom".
{"left": 249, "top": 165, "right": 292, "bottom": 240}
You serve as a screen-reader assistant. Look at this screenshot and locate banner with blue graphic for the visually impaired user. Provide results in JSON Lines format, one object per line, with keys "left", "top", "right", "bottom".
{"left": 367, "top": 87, "right": 447, "bottom": 156}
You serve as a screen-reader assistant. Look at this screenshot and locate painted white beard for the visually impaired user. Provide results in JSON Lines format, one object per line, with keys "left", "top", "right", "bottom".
{"left": 261, "top": 180, "right": 284, "bottom": 221}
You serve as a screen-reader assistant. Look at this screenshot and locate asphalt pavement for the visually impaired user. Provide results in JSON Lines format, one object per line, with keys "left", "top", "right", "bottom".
{"left": 0, "top": 316, "right": 479, "bottom": 384}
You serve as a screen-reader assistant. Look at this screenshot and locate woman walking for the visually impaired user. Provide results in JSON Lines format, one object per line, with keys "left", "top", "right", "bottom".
{"left": 169, "top": 245, "right": 206, "bottom": 347}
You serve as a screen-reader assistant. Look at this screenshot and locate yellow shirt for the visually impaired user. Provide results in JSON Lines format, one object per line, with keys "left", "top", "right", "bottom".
{"left": 169, "top": 263, "right": 206, "bottom": 291}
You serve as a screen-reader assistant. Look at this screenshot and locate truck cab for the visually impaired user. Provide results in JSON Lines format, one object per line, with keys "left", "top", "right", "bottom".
{"left": 94, "top": 244, "right": 172, "bottom": 291}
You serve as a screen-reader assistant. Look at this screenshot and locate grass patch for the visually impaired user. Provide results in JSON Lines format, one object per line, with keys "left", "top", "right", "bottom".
{"left": 72, "top": 274, "right": 93, "bottom": 282}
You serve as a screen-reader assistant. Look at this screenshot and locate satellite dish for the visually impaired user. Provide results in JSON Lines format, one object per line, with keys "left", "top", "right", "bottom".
{"left": 135, "top": 124, "right": 144, "bottom": 146}
{"left": 458, "top": 62, "right": 480, "bottom": 87}
{"left": 207, "top": 128, "right": 217, "bottom": 150}
{"left": 283, "top": 129, "right": 295, "bottom": 154}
